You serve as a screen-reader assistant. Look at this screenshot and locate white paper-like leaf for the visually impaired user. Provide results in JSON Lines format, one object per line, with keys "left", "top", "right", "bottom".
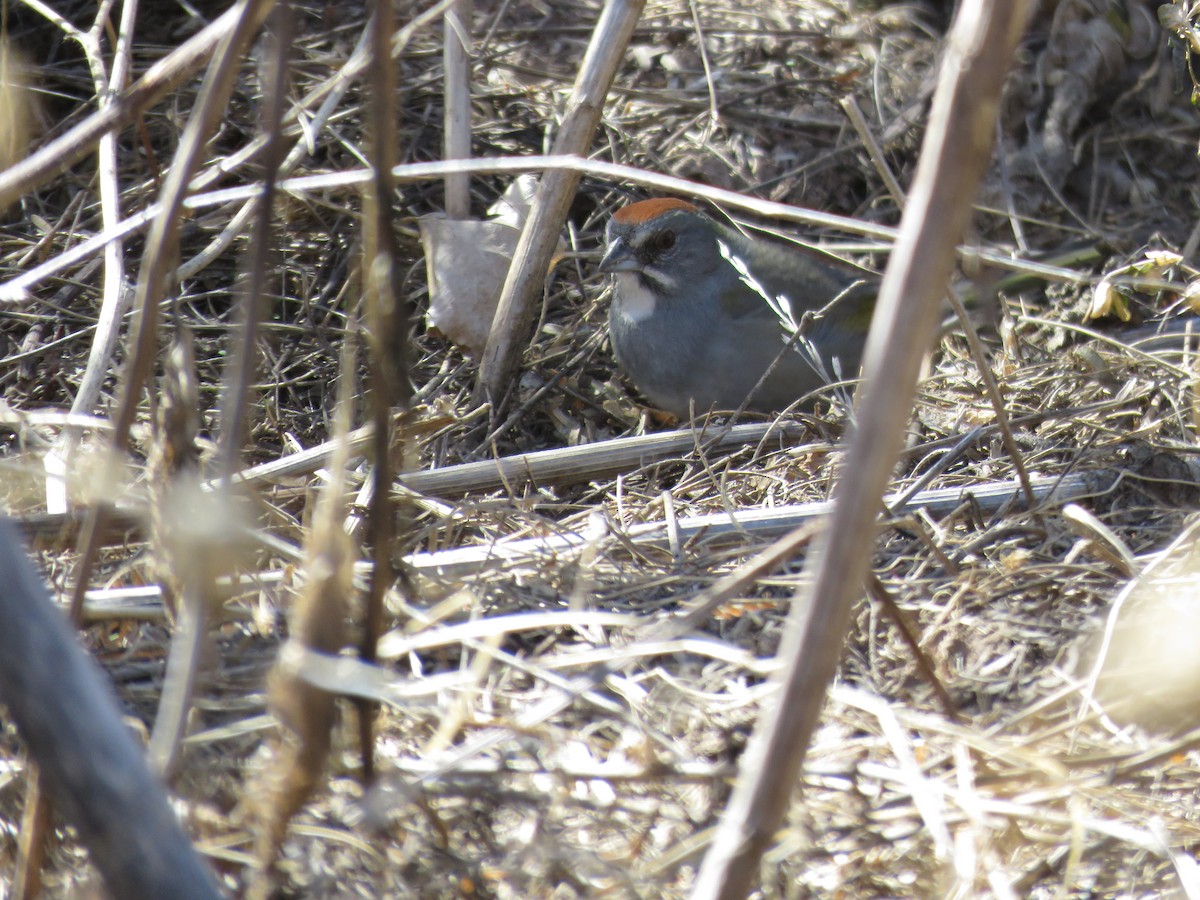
{"left": 488, "top": 173, "right": 541, "bottom": 229}
{"left": 421, "top": 174, "right": 561, "bottom": 357}
{"left": 420, "top": 216, "right": 522, "bottom": 356}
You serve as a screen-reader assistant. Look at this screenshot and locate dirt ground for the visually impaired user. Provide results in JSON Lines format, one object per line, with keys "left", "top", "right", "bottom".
{"left": 3, "top": 0, "right": 1200, "bottom": 896}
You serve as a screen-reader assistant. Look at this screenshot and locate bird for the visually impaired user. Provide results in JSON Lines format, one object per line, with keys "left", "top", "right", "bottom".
{"left": 599, "top": 197, "right": 879, "bottom": 419}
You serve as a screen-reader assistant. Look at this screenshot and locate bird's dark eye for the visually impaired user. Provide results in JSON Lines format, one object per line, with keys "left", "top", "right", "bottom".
{"left": 653, "top": 230, "right": 676, "bottom": 252}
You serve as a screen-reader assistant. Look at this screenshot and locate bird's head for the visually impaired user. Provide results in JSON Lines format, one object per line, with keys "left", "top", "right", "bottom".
{"left": 599, "top": 198, "right": 722, "bottom": 297}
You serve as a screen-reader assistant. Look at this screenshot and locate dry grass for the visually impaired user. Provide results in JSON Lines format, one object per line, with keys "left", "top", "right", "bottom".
{"left": 2, "top": 0, "right": 1200, "bottom": 896}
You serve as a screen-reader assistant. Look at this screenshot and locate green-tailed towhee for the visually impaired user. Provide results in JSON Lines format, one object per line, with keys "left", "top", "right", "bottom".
{"left": 599, "top": 197, "right": 878, "bottom": 418}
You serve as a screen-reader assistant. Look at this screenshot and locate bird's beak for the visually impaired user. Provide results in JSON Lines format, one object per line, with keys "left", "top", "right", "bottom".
{"left": 598, "top": 238, "right": 638, "bottom": 275}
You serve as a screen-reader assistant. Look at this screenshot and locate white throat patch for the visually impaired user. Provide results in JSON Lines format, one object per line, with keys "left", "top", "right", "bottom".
{"left": 613, "top": 273, "right": 658, "bottom": 322}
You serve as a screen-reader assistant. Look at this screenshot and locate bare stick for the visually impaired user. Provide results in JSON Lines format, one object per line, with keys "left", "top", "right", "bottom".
{"left": 148, "top": 4, "right": 294, "bottom": 783}
{"left": 0, "top": 520, "right": 221, "bottom": 898}
{"left": 0, "top": 2, "right": 260, "bottom": 210}
{"left": 12, "top": 780, "right": 49, "bottom": 900}
{"left": 44, "top": 0, "right": 141, "bottom": 515}
{"left": 2, "top": 154, "right": 1094, "bottom": 304}
{"left": 477, "top": 0, "right": 643, "bottom": 410}
{"left": 66, "top": 0, "right": 276, "bottom": 620}
{"left": 692, "top": 2, "right": 1036, "bottom": 896}
{"left": 216, "top": 5, "right": 292, "bottom": 485}
{"left": 443, "top": 0, "right": 473, "bottom": 218}
{"left": 173, "top": 0, "right": 455, "bottom": 283}
{"left": 356, "top": 0, "right": 408, "bottom": 788}
{"left": 840, "top": 95, "right": 906, "bottom": 208}
{"left": 944, "top": 286, "right": 1037, "bottom": 509}
{"left": 17, "top": 5, "right": 137, "bottom": 889}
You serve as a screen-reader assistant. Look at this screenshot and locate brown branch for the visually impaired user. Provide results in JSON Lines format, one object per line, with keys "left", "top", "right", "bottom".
{"left": 0, "top": 520, "right": 222, "bottom": 898}
{"left": 0, "top": 2, "right": 267, "bottom": 210}
{"left": 692, "top": 2, "right": 1037, "bottom": 896}
{"left": 476, "top": 0, "right": 644, "bottom": 412}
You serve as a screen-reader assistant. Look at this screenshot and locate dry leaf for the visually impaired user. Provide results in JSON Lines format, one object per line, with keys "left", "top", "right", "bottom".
{"left": 1086, "top": 251, "right": 1188, "bottom": 321}
{"left": 421, "top": 175, "right": 562, "bottom": 356}
{"left": 1083, "top": 521, "right": 1200, "bottom": 733}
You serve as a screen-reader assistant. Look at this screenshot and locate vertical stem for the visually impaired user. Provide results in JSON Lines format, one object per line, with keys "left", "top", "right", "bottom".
{"left": 443, "top": 0, "right": 472, "bottom": 219}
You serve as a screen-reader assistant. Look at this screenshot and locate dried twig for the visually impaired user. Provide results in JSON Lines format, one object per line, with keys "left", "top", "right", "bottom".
{"left": 694, "top": 3, "right": 1037, "bottom": 895}
{"left": 477, "top": 0, "right": 643, "bottom": 410}
{"left": 443, "top": 0, "right": 473, "bottom": 219}
{"left": 0, "top": 2, "right": 268, "bottom": 210}
{"left": 0, "top": 520, "right": 222, "bottom": 898}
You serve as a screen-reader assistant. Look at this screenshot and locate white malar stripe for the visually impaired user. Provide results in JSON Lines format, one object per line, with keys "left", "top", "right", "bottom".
{"left": 613, "top": 273, "right": 658, "bottom": 321}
